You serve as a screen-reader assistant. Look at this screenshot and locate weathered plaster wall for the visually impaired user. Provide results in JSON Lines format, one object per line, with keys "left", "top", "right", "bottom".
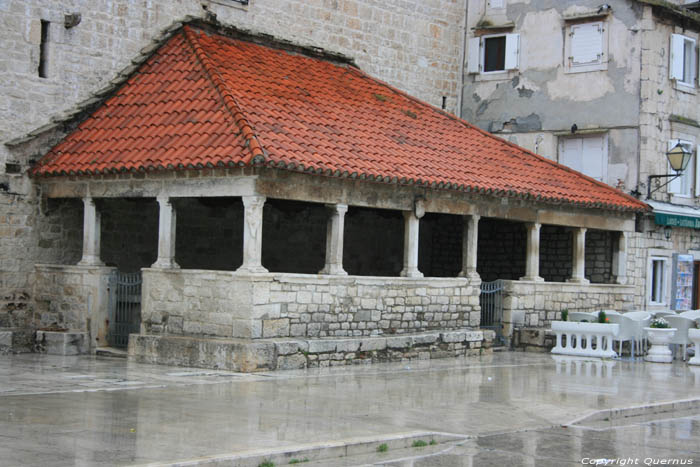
{"left": 462, "top": 0, "right": 643, "bottom": 190}
{"left": 140, "top": 269, "right": 481, "bottom": 340}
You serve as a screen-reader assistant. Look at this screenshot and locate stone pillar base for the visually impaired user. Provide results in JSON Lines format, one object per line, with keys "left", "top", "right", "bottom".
{"left": 566, "top": 277, "right": 590, "bottom": 284}
{"left": 236, "top": 265, "right": 269, "bottom": 274}
{"left": 78, "top": 256, "right": 104, "bottom": 266}
{"left": 151, "top": 259, "right": 180, "bottom": 269}
{"left": 400, "top": 269, "right": 424, "bottom": 278}
{"left": 458, "top": 270, "right": 481, "bottom": 280}
{"left": 519, "top": 275, "right": 544, "bottom": 282}
{"left": 319, "top": 265, "right": 347, "bottom": 276}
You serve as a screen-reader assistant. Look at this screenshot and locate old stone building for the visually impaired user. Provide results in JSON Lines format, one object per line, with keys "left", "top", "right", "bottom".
{"left": 1, "top": 0, "right": 685, "bottom": 367}
{"left": 15, "top": 19, "right": 644, "bottom": 369}
{"left": 463, "top": 0, "right": 700, "bottom": 329}
{"left": 0, "top": 0, "right": 469, "bottom": 353}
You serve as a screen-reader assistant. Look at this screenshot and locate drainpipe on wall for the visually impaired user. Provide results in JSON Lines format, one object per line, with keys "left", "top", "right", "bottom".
{"left": 456, "top": 0, "right": 469, "bottom": 118}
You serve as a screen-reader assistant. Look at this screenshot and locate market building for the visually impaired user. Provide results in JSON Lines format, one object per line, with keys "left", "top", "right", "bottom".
{"left": 5, "top": 20, "right": 647, "bottom": 369}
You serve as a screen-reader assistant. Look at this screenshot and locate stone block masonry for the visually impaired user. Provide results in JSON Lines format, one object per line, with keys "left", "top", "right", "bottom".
{"left": 141, "top": 269, "right": 481, "bottom": 340}
{"left": 501, "top": 280, "right": 636, "bottom": 336}
{"left": 33, "top": 264, "right": 113, "bottom": 349}
{"left": 129, "top": 329, "right": 494, "bottom": 372}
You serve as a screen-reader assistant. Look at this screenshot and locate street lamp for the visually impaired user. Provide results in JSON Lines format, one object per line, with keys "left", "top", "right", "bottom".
{"left": 647, "top": 140, "right": 693, "bottom": 199}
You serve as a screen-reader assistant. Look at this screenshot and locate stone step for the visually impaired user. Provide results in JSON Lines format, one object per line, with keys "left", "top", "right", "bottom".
{"left": 95, "top": 347, "right": 128, "bottom": 358}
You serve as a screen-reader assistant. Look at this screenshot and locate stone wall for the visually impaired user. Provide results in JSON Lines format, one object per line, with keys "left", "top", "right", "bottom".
{"left": 344, "top": 207, "right": 404, "bottom": 277}
{"left": 419, "top": 213, "right": 463, "bottom": 277}
{"left": 585, "top": 229, "right": 614, "bottom": 284}
{"left": 141, "top": 269, "right": 481, "bottom": 340}
{"left": 540, "top": 225, "right": 572, "bottom": 282}
{"left": 639, "top": 6, "right": 700, "bottom": 202}
{"left": 0, "top": 0, "right": 464, "bottom": 148}
{"left": 501, "top": 280, "right": 636, "bottom": 334}
{"left": 100, "top": 198, "right": 159, "bottom": 272}
{"left": 477, "top": 218, "right": 526, "bottom": 281}
{"left": 175, "top": 197, "right": 244, "bottom": 271}
{"left": 33, "top": 264, "right": 113, "bottom": 349}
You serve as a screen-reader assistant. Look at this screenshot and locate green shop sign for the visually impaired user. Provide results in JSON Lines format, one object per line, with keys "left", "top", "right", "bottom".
{"left": 655, "top": 212, "right": 700, "bottom": 229}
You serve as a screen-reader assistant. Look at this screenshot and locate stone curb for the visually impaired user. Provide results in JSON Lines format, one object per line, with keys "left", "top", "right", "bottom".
{"left": 566, "top": 397, "right": 700, "bottom": 428}
{"left": 131, "top": 431, "right": 467, "bottom": 467}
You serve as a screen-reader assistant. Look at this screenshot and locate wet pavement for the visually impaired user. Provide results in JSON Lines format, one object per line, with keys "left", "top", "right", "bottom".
{"left": 1, "top": 352, "right": 700, "bottom": 466}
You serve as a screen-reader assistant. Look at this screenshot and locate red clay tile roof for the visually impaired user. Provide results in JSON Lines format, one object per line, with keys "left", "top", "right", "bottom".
{"left": 32, "top": 25, "right": 648, "bottom": 212}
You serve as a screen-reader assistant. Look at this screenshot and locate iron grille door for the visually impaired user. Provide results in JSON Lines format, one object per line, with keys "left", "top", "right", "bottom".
{"left": 107, "top": 271, "right": 142, "bottom": 348}
{"left": 480, "top": 279, "right": 504, "bottom": 335}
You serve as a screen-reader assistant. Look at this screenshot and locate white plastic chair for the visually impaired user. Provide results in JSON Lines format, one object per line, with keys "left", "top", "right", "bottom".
{"left": 653, "top": 310, "right": 676, "bottom": 319}
{"left": 569, "top": 312, "right": 597, "bottom": 323}
{"left": 607, "top": 314, "right": 637, "bottom": 358}
{"left": 598, "top": 309, "right": 620, "bottom": 316}
{"left": 680, "top": 310, "right": 700, "bottom": 320}
{"left": 623, "top": 311, "right": 652, "bottom": 356}
{"left": 666, "top": 316, "right": 697, "bottom": 361}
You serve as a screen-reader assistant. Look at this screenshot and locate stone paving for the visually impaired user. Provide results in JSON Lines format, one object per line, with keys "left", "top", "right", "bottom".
{"left": 1, "top": 352, "right": 700, "bottom": 466}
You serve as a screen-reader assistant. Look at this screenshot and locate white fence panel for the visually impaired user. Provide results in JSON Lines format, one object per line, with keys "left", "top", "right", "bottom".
{"left": 551, "top": 321, "right": 619, "bottom": 358}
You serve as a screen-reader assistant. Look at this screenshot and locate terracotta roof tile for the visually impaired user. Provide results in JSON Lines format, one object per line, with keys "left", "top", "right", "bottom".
{"left": 32, "top": 25, "right": 648, "bottom": 212}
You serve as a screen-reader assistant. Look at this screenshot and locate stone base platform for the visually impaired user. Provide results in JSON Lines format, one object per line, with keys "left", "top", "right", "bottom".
{"left": 128, "top": 329, "right": 495, "bottom": 372}
{"left": 35, "top": 330, "right": 89, "bottom": 355}
{"left": 1, "top": 327, "right": 36, "bottom": 353}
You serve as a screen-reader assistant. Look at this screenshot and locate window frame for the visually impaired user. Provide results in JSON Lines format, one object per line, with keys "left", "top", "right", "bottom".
{"left": 469, "top": 33, "right": 520, "bottom": 76}
{"left": 564, "top": 20, "right": 608, "bottom": 74}
{"left": 670, "top": 34, "right": 697, "bottom": 90}
{"left": 648, "top": 255, "right": 669, "bottom": 307}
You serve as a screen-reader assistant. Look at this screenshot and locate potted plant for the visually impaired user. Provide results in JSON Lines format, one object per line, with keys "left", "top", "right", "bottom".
{"left": 644, "top": 318, "right": 677, "bottom": 363}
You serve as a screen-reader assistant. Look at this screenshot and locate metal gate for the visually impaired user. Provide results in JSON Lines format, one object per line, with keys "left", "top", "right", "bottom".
{"left": 480, "top": 279, "right": 504, "bottom": 340}
{"left": 107, "top": 271, "right": 142, "bottom": 348}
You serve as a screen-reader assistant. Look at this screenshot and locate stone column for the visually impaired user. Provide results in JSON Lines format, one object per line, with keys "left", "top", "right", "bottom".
{"left": 320, "top": 203, "right": 348, "bottom": 275}
{"left": 78, "top": 197, "right": 104, "bottom": 266}
{"left": 151, "top": 196, "right": 179, "bottom": 269}
{"left": 612, "top": 231, "right": 628, "bottom": 285}
{"left": 459, "top": 214, "right": 480, "bottom": 279}
{"left": 568, "top": 227, "right": 589, "bottom": 284}
{"left": 237, "top": 195, "right": 268, "bottom": 274}
{"left": 520, "top": 223, "right": 544, "bottom": 282}
{"left": 400, "top": 211, "right": 423, "bottom": 278}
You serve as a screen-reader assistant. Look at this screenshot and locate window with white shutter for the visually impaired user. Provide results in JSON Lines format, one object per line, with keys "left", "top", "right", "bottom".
{"left": 469, "top": 33, "right": 519, "bottom": 74}
{"left": 669, "top": 34, "right": 696, "bottom": 88}
{"left": 564, "top": 21, "right": 608, "bottom": 73}
{"left": 558, "top": 134, "right": 607, "bottom": 182}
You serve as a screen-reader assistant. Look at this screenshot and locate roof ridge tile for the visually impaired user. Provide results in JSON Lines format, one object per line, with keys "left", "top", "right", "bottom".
{"left": 182, "top": 26, "right": 265, "bottom": 165}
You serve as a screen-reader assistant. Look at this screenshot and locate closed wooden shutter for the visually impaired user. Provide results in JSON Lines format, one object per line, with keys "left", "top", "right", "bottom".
{"left": 504, "top": 33, "right": 519, "bottom": 70}
{"left": 570, "top": 22, "right": 603, "bottom": 66}
{"left": 467, "top": 37, "right": 481, "bottom": 74}
{"left": 670, "top": 34, "right": 685, "bottom": 80}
